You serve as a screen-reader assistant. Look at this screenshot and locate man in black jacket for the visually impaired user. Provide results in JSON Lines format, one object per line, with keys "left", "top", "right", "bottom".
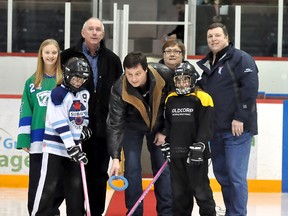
{"left": 61, "top": 17, "right": 123, "bottom": 216}
{"left": 107, "top": 51, "right": 173, "bottom": 216}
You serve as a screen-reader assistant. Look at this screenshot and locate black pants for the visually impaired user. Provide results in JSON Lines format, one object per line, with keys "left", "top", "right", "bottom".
{"left": 82, "top": 136, "right": 109, "bottom": 216}
{"left": 28, "top": 153, "right": 63, "bottom": 216}
{"left": 31, "top": 153, "right": 84, "bottom": 216}
{"left": 170, "top": 158, "right": 216, "bottom": 216}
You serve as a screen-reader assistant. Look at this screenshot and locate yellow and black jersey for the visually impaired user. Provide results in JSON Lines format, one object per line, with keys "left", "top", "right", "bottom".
{"left": 164, "top": 90, "right": 214, "bottom": 158}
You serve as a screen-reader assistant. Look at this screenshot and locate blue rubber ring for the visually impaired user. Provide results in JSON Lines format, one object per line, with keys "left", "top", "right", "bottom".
{"left": 108, "top": 175, "right": 129, "bottom": 191}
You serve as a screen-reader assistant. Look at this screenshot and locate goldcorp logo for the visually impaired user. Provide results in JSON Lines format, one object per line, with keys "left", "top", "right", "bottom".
{"left": 171, "top": 107, "right": 194, "bottom": 116}
{"left": 0, "top": 128, "right": 29, "bottom": 173}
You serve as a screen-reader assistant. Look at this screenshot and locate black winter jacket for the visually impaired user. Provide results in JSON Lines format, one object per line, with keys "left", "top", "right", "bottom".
{"left": 197, "top": 43, "right": 259, "bottom": 135}
{"left": 61, "top": 39, "right": 123, "bottom": 138}
{"left": 107, "top": 63, "right": 173, "bottom": 159}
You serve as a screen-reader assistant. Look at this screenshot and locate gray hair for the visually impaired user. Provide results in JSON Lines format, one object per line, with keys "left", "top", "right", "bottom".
{"left": 82, "top": 17, "right": 105, "bottom": 32}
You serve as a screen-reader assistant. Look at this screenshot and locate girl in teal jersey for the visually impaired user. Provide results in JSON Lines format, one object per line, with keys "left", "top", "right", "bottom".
{"left": 17, "top": 39, "right": 63, "bottom": 216}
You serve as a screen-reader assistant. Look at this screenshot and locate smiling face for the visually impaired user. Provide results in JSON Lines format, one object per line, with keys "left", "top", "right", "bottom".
{"left": 207, "top": 27, "right": 229, "bottom": 55}
{"left": 41, "top": 44, "right": 59, "bottom": 71}
{"left": 70, "top": 76, "right": 87, "bottom": 89}
{"left": 163, "top": 45, "right": 183, "bottom": 70}
{"left": 81, "top": 18, "right": 105, "bottom": 52}
{"left": 125, "top": 64, "right": 147, "bottom": 88}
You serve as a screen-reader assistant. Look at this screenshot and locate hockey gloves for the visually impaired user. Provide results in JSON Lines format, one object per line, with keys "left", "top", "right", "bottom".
{"left": 161, "top": 142, "right": 171, "bottom": 162}
{"left": 80, "top": 126, "right": 92, "bottom": 141}
{"left": 67, "top": 145, "right": 88, "bottom": 165}
{"left": 187, "top": 142, "right": 205, "bottom": 166}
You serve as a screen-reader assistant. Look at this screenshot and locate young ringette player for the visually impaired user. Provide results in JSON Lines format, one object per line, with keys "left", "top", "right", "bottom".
{"left": 31, "top": 57, "right": 92, "bottom": 216}
{"left": 160, "top": 62, "right": 216, "bottom": 216}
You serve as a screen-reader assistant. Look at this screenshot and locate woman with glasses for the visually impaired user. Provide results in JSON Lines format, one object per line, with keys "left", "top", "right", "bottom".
{"left": 159, "top": 39, "right": 186, "bottom": 70}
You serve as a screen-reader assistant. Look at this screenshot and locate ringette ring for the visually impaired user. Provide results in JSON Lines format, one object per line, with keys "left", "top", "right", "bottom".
{"left": 108, "top": 175, "right": 129, "bottom": 191}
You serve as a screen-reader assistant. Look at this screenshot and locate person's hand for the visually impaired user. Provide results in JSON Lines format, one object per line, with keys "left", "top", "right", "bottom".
{"left": 22, "top": 148, "right": 30, "bottom": 153}
{"left": 160, "top": 143, "right": 171, "bottom": 162}
{"left": 162, "top": 34, "right": 169, "bottom": 42}
{"left": 168, "top": 34, "right": 177, "bottom": 41}
{"left": 153, "top": 132, "right": 166, "bottom": 146}
{"left": 232, "top": 120, "right": 244, "bottom": 136}
{"left": 187, "top": 142, "right": 205, "bottom": 166}
{"left": 161, "top": 34, "right": 177, "bottom": 43}
{"left": 109, "top": 159, "right": 120, "bottom": 177}
{"left": 67, "top": 145, "right": 88, "bottom": 165}
{"left": 80, "top": 126, "right": 92, "bottom": 141}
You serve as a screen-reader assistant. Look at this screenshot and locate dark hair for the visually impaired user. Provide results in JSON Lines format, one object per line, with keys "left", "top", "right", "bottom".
{"left": 207, "top": 22, "right": 229, "bottom": 37}
{"left": 123, "top": 51, "right": 148, "bottom": 70}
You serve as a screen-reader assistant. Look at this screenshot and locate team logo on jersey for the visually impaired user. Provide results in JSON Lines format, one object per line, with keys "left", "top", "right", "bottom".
{"left": 36, "top": 91, "right": 51, "bottom": 106}
{"left": 69, "top": 100, "right": 86, "bottom": 127}
{"left": 171, "top": 108, "right": 194, "bottom": 116}
{"left": 244, "top": 68, "right": 253, "bottom": 73}
{"left": 218, "top": 66, "right": 223, "bottom": 75}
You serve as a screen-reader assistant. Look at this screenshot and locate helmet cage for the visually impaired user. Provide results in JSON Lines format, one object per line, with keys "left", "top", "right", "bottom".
{"left": 174, "top": 62, "right": 198, "bottom": 95}
{"left": 173, "top": 74, "right": 194, "bottom": 95}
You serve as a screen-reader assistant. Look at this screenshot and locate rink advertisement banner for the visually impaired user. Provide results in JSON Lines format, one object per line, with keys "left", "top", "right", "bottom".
{"left": 0, "top": 98, "right": 284, "bottom": 177}
{"left": 0, "top": 99, "right": 29, "bottom": 175}
{"left": 0, "top": 97, "right": 286, "bottom": 192}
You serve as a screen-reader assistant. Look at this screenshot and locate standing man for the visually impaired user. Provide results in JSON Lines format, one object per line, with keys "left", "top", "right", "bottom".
{"left": 197, "top": 23, "right": 259, "bottom": 216}
{"left": 107, "top": 51, "right": 173, "bottom": 216}
{"left": 61, "top": 17, "right": 123, "bottom": 216}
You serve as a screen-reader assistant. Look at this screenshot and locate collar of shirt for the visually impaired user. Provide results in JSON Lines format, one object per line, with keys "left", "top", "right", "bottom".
{"left": 82, "top": 43, "right": 99, "bottom": 90}
{"left": 209, "top": 45, "right": 229, "bottom": 69}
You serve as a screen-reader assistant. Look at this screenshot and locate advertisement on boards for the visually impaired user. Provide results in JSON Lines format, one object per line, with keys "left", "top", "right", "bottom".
{"left": 0, "top": 99, "right": 29, "bottom": 175}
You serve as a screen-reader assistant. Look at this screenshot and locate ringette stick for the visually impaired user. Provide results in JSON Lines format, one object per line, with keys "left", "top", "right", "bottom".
{"left": 127, "top": 159, "right": 169, "bottom": 216}
{"left": 79, "top": 143, "right": 91, "bottom": 216}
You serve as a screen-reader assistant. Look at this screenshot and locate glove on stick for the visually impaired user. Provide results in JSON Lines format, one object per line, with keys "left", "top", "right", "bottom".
{"left": 161, "top": 142, "right": 171, "bottom": 162}
{"left": 67, "top": 145, "right": 88, "bottom": 165}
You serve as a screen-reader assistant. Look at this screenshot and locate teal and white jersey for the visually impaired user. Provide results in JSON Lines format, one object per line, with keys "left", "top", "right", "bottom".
{"left": 42, "top": 84, "right": 90, "bottom": 157}
{"left": 17, "top": 74, "right": 56, "bottom": 153}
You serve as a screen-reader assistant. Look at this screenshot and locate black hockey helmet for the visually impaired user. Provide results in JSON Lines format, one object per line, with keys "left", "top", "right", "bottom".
{"left": 174, "top": 62, "right": 199, "bottom": 95}
{"left": 63, "top": 57, "right": 91, "bottom": 92}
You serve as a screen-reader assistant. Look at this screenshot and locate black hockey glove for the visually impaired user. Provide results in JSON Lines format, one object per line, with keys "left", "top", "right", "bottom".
{"left": 80, "top": 126, "right": 92, "bottom": 141}
{"left": 161, "top": 142, "right": 171, "bottom": 162}
{"left": 67, "top": 145, "right": 88, "bottom": 165}
{"left": 187, "top": 142, "right": 205, "bottom": 166}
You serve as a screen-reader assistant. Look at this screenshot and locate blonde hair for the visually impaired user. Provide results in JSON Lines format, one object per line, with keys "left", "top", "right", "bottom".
{"left": 34, "top": 39, "right": 63, "bottom": 88}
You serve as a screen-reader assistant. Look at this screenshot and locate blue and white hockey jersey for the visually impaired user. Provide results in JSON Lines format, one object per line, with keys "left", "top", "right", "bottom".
{"left": 43, "top": 84, "right": 90, "bottom": 157}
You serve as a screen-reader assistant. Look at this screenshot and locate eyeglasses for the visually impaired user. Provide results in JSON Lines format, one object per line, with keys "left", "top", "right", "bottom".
{"left": 163, "top": 50, "right": 182, "bottom": 56}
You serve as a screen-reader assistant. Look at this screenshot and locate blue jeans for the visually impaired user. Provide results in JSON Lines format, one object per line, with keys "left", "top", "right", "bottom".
{"left": 210, "top": 131, "right": 253, "bottom": 216}
{"left": 122, "top": 128, "right": 172, "bottom": 216}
